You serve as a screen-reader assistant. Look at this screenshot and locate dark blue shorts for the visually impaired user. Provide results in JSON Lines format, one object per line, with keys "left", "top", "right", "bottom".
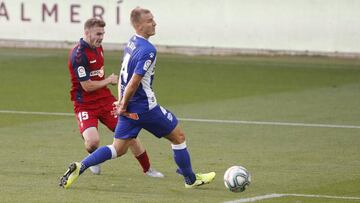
{"left": 114, "top": 105, "right": 178, "bottom": 139}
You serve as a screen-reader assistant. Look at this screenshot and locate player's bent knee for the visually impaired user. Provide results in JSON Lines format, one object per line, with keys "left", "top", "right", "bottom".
{"left": 85, "top": 144, "right": 99, "bottom": 153}
{"left": 82, "top": 127, "right": 100, "bottom": 153}
{"left": 113, "top": 145, "right": 127, "bottom": 157}
{"left": 85, "top": 140, "right": 100, "bottom": 153}
{"left": 112, "top": 139, "right": 130, "bottom": 157}
{"left": 165, "top": 130, "right": 186, "bottom": 145}
{"left": 176, "top": 132, "right": 186, "bottom": 144}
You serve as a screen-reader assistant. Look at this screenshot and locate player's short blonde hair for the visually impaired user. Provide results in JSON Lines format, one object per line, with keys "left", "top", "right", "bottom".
{"left": 84, "top": 18, "right": 106, "bottom": 30}
{"left": 130, "top": 7, "right": 151, "bottom": 27}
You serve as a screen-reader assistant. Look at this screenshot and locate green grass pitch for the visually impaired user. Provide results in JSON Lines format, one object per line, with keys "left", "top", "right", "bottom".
{"left": 0, "top": 48, "right": 359, "bottom": 202}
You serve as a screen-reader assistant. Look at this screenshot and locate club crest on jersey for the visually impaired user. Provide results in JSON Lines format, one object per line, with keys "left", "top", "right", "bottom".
{"left": 143, "top": 60, "right": 152, "bottom": 71}
{"left": 90, "top": 66, "right": 105, "bottom": 78}
{"left": 77, "top": 66, "right": 86, "bottom": 78}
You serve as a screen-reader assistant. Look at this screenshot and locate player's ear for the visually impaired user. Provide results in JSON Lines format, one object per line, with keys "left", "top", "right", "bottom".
{"left": 138, "top": 24, "right": 144, "bottom": 32}
{"left": 84, "top": 28, "right": 90, "bottom": 37}
{"left": 133, "top": 22, "right": 141, "bottom": 31}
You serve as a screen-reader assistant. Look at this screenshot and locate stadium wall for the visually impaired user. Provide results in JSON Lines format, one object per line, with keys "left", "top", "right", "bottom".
{"left": 0, "top": 0, "right": 359, "bottom": 57}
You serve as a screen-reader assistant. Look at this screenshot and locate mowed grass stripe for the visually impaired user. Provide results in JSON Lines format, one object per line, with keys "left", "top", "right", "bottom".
{"left": 1, "top": 110, "right": 360, "bottom": 129}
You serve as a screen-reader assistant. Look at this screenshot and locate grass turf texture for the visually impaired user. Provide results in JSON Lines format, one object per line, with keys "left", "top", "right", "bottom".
{"left": 0, "top": 48, "right": 359, "bottom": 203}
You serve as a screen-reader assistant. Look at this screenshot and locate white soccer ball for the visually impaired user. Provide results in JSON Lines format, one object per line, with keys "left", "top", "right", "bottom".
{"left": 224, "top": 165, "right": 251, "bottom": 192}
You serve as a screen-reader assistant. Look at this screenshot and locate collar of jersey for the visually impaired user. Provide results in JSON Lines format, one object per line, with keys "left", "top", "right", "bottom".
{"left": 134, "top": 34, "right": 148, "bottom": 41}
{"left": 80, "top": 38, "right": 95, "bottom": 50}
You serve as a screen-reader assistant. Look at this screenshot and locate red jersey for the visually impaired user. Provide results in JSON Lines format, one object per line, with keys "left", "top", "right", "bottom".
{"left": 68, "top": 38, "right": 113, "bottom": 104}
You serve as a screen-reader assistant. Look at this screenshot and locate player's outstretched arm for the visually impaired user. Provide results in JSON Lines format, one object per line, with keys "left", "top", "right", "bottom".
{"left": 80, "top": 73, "right": 118, "bottom": 92}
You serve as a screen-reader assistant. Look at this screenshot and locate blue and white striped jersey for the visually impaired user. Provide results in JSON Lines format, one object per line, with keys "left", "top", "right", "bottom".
{"left": 120, "top": 34, "right": 157, "bottom": 113}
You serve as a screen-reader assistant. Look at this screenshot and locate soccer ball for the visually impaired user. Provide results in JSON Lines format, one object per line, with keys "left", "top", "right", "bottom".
{"left": 224, "top": 165, "right": 251, "bottom": 192}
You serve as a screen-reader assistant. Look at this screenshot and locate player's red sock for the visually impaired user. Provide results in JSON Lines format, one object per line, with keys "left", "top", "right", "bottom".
{"left": 136, "top": 151, "right": 150, "bottom": 173}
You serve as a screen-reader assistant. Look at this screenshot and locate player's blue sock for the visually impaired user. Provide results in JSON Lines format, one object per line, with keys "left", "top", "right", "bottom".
{"left": 171, "top": 142, "right": 196, "bottom": 185}
{"left": 80, "top": 145, "right": 117, "bottom": 174}
{"left": 176, "top": 168, "right": 183, "bottom": 175}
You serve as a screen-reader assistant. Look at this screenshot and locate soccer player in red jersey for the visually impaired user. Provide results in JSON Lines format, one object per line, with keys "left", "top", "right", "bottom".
{"left": 60, "top": 10, "right": 215, "bottom": 189}
{"left": 66, "top": 18, "right": 163, "bottom": 177}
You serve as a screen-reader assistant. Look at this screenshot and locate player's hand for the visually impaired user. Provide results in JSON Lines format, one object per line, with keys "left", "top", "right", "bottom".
{"left": 111, "top": 101, "right": 120, "bottom": 117}
{"left": 112, "top": 100, "right": 126, "bottom": 116}
{"left": 111, "top": 101, "right": 139, "bottom": 120}
{"left": 107, "top": 73, "right": 118, "bottom": 85}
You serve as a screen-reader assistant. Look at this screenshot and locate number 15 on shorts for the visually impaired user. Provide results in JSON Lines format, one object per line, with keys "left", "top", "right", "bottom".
{"left": 78, "top": 112, "right": 89, "bottom": 127}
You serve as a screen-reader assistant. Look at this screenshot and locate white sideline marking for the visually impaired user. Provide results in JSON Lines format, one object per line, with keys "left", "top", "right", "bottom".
{"left": 0, "top": 110, "right": 73, "bottom": 116}
{"left": 1, "top": 110, "right": 360, "bottom": 129}
{"left": 0, "top": 110, "right": 75, "bottom": 116}
{"left": 223, "top": 193, "right": 360, "bottom": 203}
{"left": 180, "top": 118, "right": 360, "bottom": 129}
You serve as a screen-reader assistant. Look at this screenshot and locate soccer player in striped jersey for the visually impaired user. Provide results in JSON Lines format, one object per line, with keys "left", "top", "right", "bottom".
{"left": 60, "top": 8, "right": 215, "bottom": 189}
{"left": 65, "top": 18, "right": 163, "bottom": 178}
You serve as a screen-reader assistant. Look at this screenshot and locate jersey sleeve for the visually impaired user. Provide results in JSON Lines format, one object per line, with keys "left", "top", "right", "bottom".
{"left": 134, "top": 48, "right": 156, "bottom": 76}
{"left": 71, "top": 47, "right": 90, "bottom": 81}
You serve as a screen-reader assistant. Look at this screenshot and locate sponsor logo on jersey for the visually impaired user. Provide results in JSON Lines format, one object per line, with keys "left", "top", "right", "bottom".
{"left": 77, "top": 66, "right": 86, "bottom": 78}
{"left": 143, "top": 60, "right": 152, "bottom": 71}
{"left": 149, "top": 52, "right": 154, "bottom": 58}
{"left": 89, "top": 59, "right": 97, "bottom": 64}
{"left": 90, "top": 66, "right": 105, "bottom": 77}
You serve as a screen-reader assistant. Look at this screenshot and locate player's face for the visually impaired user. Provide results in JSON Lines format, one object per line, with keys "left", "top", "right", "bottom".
{"left": 86, "top": 26, "right": 105, "bottom": 47}
{"left": 139, "top": 12, "right": 156, "bottom": 38}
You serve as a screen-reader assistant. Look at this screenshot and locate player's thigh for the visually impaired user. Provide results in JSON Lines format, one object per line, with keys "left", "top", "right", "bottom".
{"left": 99, "top": 96, "right": 118, "bottom": 132}
{"left": 99, "top": 111, "right": 117, "bottom": 132}
{"left": 114, "top": 116, "right": 142, "bottom": 139}
{"left": 82, "top": 127, "right": 100, "bottom": 144}
{"left": 142, "top": 105, "right": 178, "bottom": 138}
{"left": 74, "top": 107, "right": 99, "bottom": 134}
